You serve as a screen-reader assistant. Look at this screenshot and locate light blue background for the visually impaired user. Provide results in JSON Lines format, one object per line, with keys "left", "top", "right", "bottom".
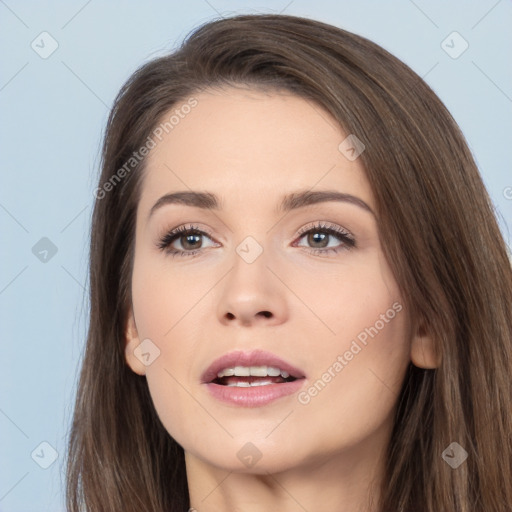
{"left": 1, "top": 1, "right": 511, "bottom": 510}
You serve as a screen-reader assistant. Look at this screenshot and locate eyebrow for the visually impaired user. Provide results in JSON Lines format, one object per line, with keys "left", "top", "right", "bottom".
{"left": 147, "top": 189, "right": 374, "bottom": 222}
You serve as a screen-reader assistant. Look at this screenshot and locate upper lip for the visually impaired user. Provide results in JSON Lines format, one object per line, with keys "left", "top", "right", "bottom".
{"left": 201, "top": 349, "right": 306, "bottom": 384}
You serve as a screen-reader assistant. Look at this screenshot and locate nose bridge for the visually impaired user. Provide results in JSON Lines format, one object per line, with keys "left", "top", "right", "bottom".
{"left": 228, "top": 233, "right": 271, "bottom": 294}
{"left": 215, "top": 231, "right": 288, "bottom": 326}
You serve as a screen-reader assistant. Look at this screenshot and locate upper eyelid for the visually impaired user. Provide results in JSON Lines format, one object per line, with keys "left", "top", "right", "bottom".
{"left": 297, "top": 221, "right": 351, "bottom": 235}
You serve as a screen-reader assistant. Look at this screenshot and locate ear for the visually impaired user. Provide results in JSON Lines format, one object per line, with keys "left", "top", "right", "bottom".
{"left": 124, "top": 309, "right": 146, "bottom": 376}
{"left": 410, "top": 318, "right": 442, "bottom": 369}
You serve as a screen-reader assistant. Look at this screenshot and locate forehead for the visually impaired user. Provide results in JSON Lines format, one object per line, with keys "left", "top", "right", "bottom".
{"left": 139, "top": 87, "right": 373, "bottom": 213}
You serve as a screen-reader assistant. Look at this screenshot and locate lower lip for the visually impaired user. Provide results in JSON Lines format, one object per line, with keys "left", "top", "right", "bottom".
{"left": 204, "top": 379, "right": 306, "bottom": 407}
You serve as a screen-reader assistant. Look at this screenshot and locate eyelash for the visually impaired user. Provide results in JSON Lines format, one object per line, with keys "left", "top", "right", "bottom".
{"left": 157, "top": 222, "right": 356, "bottom": 258}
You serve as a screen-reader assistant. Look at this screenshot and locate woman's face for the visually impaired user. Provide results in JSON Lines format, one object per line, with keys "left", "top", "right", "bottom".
{"left": 125, "top": 87, "right": 431, "bottom": 476}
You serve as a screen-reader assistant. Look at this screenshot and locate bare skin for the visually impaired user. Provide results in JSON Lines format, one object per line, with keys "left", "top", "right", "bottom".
{"left": 125, "top": 87, "right": 439, "bottom": 512}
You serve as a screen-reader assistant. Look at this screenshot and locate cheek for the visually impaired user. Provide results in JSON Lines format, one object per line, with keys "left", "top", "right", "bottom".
{"left": 291, "top": 326, "right": 408, "bottom": 460}
{"left": 291, "top": 256, "right": 409, "bottom": 445}
{"left": 144, "top": 364, "right": 199, "bottom": 444}
{"left": 289, "top": 249, "right": 403, "bottom": 342}
{"left": 130, "top": 253, "right": 212, "bottom": 444}
{"left": 130, "top": 249, "right": 209, "bottom": 340}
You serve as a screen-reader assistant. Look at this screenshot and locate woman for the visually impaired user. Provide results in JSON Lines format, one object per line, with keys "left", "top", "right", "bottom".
{"left": 65, "top": 13, "right": 512, "bottom": 512}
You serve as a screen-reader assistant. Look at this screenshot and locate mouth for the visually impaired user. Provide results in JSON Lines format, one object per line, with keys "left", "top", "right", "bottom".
{"left": 212, "top": 365, "right": 300, "bottom": 387}
{"left": 201, "top": 350, "right": 306, "bottom": 387}
{"left": 201, "top": 350, "right": 306, "bottom": 407}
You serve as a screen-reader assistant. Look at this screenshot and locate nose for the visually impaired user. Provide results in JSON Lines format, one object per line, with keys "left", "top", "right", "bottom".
{"left": 216, "top": 247, "right": 288, "bottom": 327}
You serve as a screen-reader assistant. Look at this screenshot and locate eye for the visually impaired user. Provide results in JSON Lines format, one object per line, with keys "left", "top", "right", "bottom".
{"left": 157, "top": 221, "right": 356, "bottom": 258}
{"left": 157, "top": 224, "right": 218, "bottom": 258}
{"left": 293, "top": 221, "right": 356, "bottom": 256}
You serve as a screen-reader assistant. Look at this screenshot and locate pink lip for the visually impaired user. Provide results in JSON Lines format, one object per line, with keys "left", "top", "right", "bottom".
{"left": 200, "top": 349, "right": 306, "bottom": 384}
{"left": 204, "top": 379, "right": 305, "bottom": 407}
{"left": 201, "top": 349, "right": 306, "bottom": 408}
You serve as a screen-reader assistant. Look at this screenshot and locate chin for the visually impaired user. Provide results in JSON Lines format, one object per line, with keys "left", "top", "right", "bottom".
{"left": 185, "top": 439, "right": 308, "bottom": 474}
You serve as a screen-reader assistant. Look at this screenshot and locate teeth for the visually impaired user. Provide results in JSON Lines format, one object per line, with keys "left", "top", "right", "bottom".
{"left": 234, "top": 366, "right": 250, "bottom": 376}
{"left": 249, "top": 365, "right": 267, "bottom": 377}
{"left": 216, "top": 365, "right": 292, "bottom": 379}
{"left": 226, "top": 379, "right": 276, "bottom": 387}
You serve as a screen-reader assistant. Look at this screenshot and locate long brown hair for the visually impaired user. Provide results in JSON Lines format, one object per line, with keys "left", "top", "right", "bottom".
{"left": 65, "top": 13, "right": 512, "bottom": 512}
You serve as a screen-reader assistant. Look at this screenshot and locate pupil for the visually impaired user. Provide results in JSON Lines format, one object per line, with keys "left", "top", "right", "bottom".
{"left": 309, "top": 232, "right": 327, "bottom": 248}
{"left": 183, "top": 233, "right": 201, "bottom": 250}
